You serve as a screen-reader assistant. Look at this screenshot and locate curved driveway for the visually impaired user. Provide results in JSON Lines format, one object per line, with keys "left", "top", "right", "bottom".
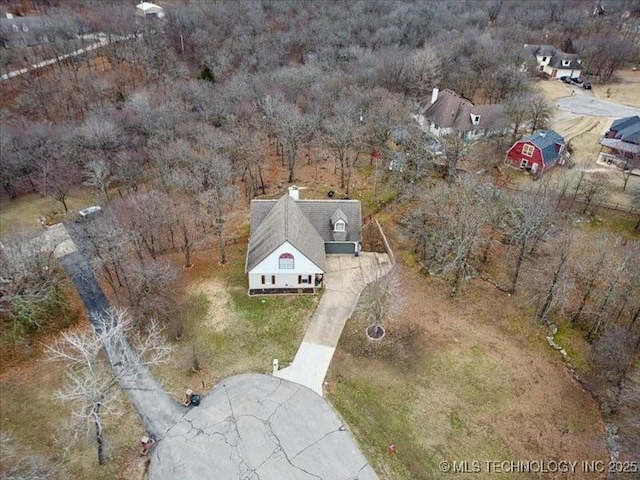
{"left": 46, "top": 223, "right": 378, "bottom": 480}
{"left": 275, "top": 253, "right": 392, "bottom": 396}
{"left": 557, "top": 94, "right": 640, "bottom": 118}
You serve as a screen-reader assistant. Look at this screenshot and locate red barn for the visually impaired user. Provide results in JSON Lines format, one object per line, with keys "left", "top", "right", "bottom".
{"left": 505, "top": 130, "right": 566, "bottom": 177}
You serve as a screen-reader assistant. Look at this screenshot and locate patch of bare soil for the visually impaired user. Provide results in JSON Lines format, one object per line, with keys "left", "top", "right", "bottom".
{"left": 190, "top": 279, "right": 235, "bottom": 332}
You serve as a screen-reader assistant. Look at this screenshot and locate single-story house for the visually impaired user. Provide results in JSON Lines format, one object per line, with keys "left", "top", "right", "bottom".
{"left": 246, "top": 186, "right": 362, "bottom": 295}
{"left": 416, "top": 88, "right": 508, "bottom": 141}
{"left": 524, "top": 44, "right": 582, "bottom": 79}
{"left": 599, "top": 115, "right": 640, "bottom": 168}
{"left": 136, "top": 2, "right": 165, "bottom": 19}
{"left": 505, "top": 130, "right": 566, "bottom": 176}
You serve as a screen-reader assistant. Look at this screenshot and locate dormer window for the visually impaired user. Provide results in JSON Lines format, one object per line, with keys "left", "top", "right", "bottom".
{"left": 279, "top": 253, "right": 294, "bottom": 269}
{"left": 562, "top": 60, "right": 570, "bottom": 67}
{"left": 334, "top": 220, "right": 346, "bottom": 232}
{"left": 470, "top": 114, "right": 481, "bottom": 126}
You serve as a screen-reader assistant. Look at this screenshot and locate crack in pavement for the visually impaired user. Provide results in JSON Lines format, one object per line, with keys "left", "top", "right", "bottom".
{"left": 49, "top": 223, "right": 377, "bottom": 479}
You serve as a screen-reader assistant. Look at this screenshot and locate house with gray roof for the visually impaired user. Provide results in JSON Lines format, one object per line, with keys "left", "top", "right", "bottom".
{"left": 416, "top": 88, "right": 508, "bottom": 140}
{"left": 600, "top": 115, "right": 640, "bottom": 169}
{"left": 505, "top": 130, "right": 566, "bottom": 176}
{"left": 246, "top": 186, "right": 362, "bottom": 295}
{"left": 524, "top": 44, "right": 582, "bottom": 79}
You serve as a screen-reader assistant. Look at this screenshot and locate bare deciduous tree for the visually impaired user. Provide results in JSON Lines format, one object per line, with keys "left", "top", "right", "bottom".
{"left": 357, "top": 267, "right": 402, "bottom": 337}
{"left": 408, "top": 177, "right": 498, "bottom": 295}
{"left": 84, "top": 158, "right": 113, "bottom": 202}
{"left": 46, "top": 310, "right": 172, "bottom": 465}
{"left": 502, "top": 189, "right": 556, "bottom": 293}
{"left": 324, "top": 97, "right": 363, "bottom": 194}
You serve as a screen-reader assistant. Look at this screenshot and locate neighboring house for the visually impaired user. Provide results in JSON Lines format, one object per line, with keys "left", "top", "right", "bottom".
{"left": 246, "top": 186, "right": 362, "bottom": 295}
{"left": 136, "top": 2, "right": 165, "bottom": 19}
{"left": 599, "top": 115, "right": 640, "bottom": 169}
{"left": 0, "top": 15, "right": 48, "bottom": 48}
{"left": 524, "top": 44, "right": 582, "bottom": 79}
{"left": 388, "top": 152, "right": 407, "bottom": 173}
{"left": 416, "top": 88, "right": 508, "bottom": 140}
{"left": 505, "top": 130, "right": 566, "bottom": 176}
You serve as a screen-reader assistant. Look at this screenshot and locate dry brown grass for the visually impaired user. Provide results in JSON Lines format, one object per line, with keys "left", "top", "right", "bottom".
{"left": 328, "top": 261, "right": 607, "bottom": 479}
{"left": 0, "top": 329, "right": 146, "bottom": 480}
{"left": 592, "top": 69, "right": 640, "bottom": 108}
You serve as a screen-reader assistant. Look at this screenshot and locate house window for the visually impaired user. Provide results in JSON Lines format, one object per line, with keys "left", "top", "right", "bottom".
{"left": 522, "top": 144, "right": 535, "bottom": 157}
{"left": 298, "top": 275, "right": 312, "bottom": 284}
{"left": 334, "top": 220, "right": 345, "bottom": 232}
{"left": 542, "top": 56, "right": 547, "bottom": 62}
{"left": 279, "top": 253, "right": 294, "bottom": 269}
{"left": 520, "top": 159, "right": 528, "bottom": 168}
{"left": 261, "top": 275, "right": 276, "bottom": 285}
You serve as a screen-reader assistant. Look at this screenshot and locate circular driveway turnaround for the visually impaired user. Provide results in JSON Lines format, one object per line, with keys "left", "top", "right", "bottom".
{"left": 50, "top": 223, "right": 378, "bottom": 480}
{"left": 557, "top": 94, "right": 640, "bottom": 117}
{"left": 150, "top": 374, "right": 378, "bottom": 480}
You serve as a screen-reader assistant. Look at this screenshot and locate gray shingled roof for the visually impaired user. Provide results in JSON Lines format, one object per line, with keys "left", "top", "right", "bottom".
{"left": 521, "top": 130, "right": 565, "bottom": 166}
{"left": 524, "top": 44, "right": 557, "bottom": 58}
{"left": 524, "top": 44, "right": 582, "bottom": 71}
{"left": 610, "top": 116, "right": 640, "bottom": 144}
{"left": 419, "top": 89, "right": 507, "bottom": 132}
{"left": 330, "top": 208, "right": 348, "bottom": 225}
{"left": 250, "top": 198, "right": 362, "bottom": 242}
{"left": 246, "top": 195, "right": 328, "bottom": 272}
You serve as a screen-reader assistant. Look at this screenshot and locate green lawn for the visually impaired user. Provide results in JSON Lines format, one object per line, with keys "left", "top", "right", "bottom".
{"left": 152, "top": 244, "right": 320, "bottom": 400}
{"left": 0, "top": 188, "right": 98, "bottom": 239}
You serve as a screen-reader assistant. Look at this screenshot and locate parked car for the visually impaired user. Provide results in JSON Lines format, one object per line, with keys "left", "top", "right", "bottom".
{"left": 77, "top": 205, "right": 102, "bottom": 221}
{"left": 582, "top": 82, "right": 592, "bottom": 90}
{"left": 570, "top": 77, "right": 583, "bottom": 84}
{"left": 560, "top": 76, "right": 572, "bottom": 84}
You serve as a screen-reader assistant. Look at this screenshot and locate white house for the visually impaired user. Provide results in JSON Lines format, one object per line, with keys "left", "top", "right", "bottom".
{"left": 524, "top": 44, "right": 582, "bottom": 79}
{"left": 136, "top": 2, "right": 165, "bottom": 19}
{"left": 245, "top": 187, "right": 362, "bottom": 295}
{"left": 416, "top": 88, "right": 508, "bottom": 140}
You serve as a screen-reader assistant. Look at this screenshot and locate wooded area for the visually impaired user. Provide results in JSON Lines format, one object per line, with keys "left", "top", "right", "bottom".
{"left": 1, "top": 0, "right": 639, "bottom": 478}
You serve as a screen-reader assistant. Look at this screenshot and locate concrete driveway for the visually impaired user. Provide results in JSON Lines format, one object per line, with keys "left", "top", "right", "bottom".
{"left": 49, "top": 225, "right": 380, "bottom": 479}
{"left": 557, "top": 93, "right": 640, "bottom": 118}
{"left": 151, "top": 374, "right": 378, "bottom": 480}
{"left": 275, "top": 253, "right": 392, "bottom": 395}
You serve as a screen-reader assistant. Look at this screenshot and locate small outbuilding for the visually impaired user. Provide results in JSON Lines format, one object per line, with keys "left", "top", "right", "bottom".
{"left": 505, "top": 130, "right": 566, "bottom": 177}
{"left": 136, "top": 2, "right": 165, "bottom": 19}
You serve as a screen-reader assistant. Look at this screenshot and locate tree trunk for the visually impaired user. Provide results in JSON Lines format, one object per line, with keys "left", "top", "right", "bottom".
{"left": 92, "top": 403, "right": 106, "bottom": 465}
{"left": 509, "top": 240, "right": 526, "bottom": 293}
{"left": 572, "top": 277, "right": 597, "bottom": 326}
{"left": 216, "top": 221, "right": 227, "bottom": 265}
